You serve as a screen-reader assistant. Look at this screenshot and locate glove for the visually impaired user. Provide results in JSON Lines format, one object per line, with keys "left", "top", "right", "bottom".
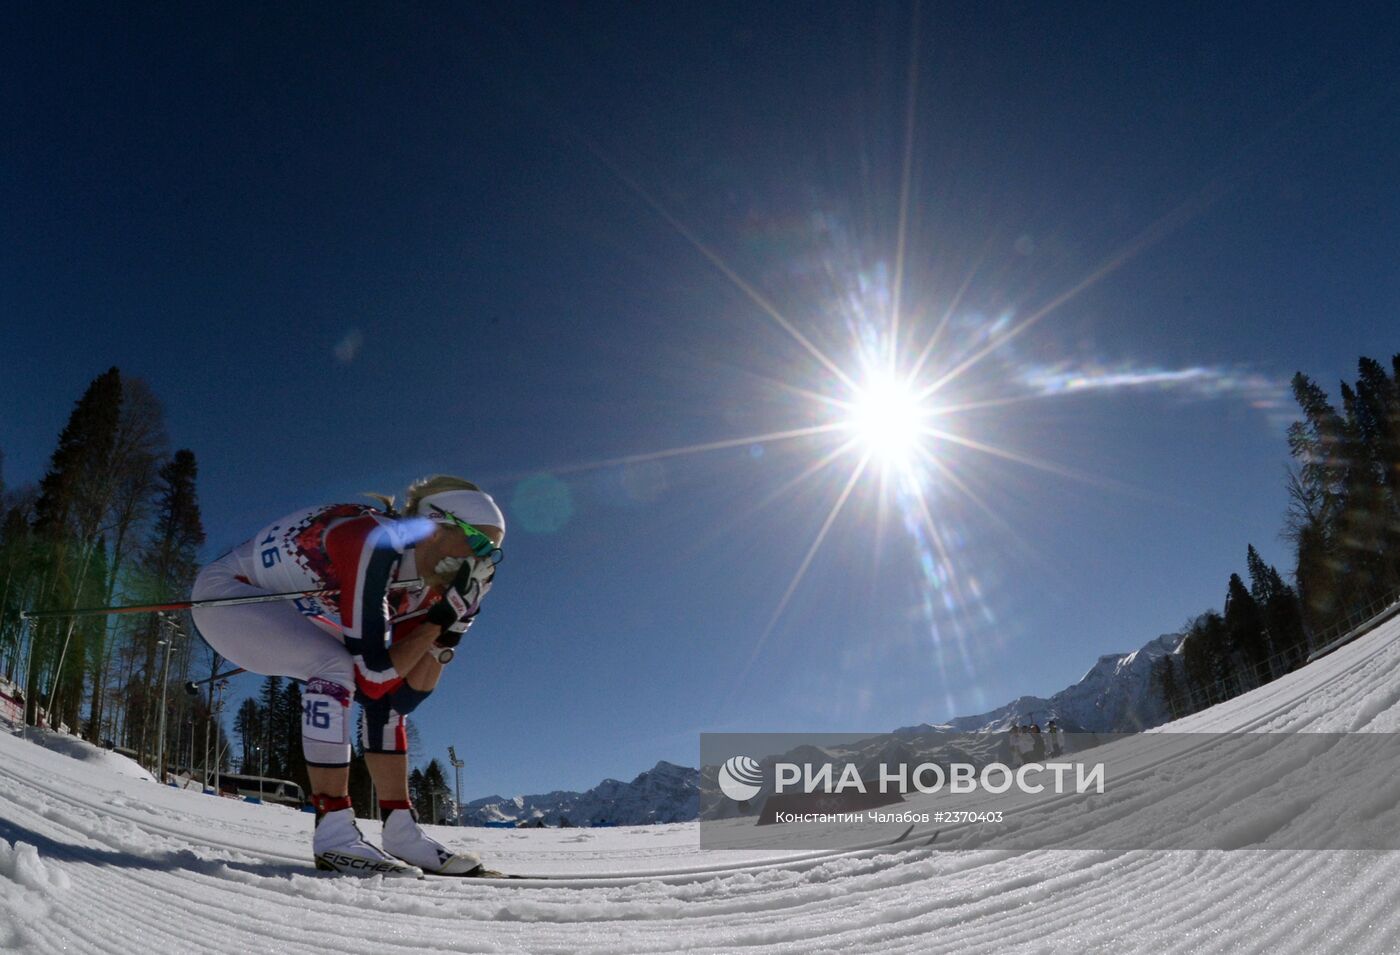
{"left": 433, "top": 619, "right": 471, "bottom": 649}
{"left": 425, "top": 553, "right": 495, "bottom": 642}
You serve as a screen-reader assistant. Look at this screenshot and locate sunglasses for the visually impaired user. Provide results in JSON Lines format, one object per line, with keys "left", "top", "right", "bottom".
{"left": 427, "top": 505, "right": 504, "bottom": 565}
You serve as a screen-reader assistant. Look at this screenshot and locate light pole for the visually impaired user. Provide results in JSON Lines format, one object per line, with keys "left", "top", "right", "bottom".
{"left": 202, "top": 701, "right": 212, "bottom": 790}
{"left": 185, "top": 720, "right": 194, "bottom": 781}
{"left": 154, "top": 616, "right": 176, "bottom": 783}
{"left": 212, "top": 679, "right": 227, "bottom": 796}
{"left": 250, "top": 744, "right": 264, "bottom": 803}
{"left": 448, "top": 746, "right": 464, "bottom": 826}
{"left": 202, "top": 677, "right": 227, "bottom": 791}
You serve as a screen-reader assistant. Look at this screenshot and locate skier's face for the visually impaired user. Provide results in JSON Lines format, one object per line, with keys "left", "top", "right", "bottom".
{"left": 421, "top": 523, "right": 503, "bottom": 589}
{"left": 439, "top": 523, "right": 503, "bottom": 556}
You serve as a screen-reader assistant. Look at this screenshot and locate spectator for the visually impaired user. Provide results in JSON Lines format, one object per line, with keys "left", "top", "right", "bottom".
{"left": 1016, "top": 725, "right": 1035, "bottom": 765}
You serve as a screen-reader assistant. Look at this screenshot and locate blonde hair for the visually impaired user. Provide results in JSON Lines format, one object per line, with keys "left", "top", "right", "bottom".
{"left": 365, "top": 474, "right": 481, "bottom": 517}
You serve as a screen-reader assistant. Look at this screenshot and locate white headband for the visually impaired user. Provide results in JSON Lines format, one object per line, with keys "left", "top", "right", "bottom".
{"left": 419, "top": 489, "right": 506, "bottom": 536}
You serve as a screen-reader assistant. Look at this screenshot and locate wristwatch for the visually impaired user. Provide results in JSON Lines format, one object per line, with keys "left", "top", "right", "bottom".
{"left": 429, "top": 643, "right": 455, "bottom": 665}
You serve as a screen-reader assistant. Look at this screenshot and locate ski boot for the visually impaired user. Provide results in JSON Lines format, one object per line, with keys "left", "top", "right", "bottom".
{"left": 381, "top": 807, "right": 484, "bottom": 876}
{"left": 313, "top": 802, "right": 422, "bottom": 878}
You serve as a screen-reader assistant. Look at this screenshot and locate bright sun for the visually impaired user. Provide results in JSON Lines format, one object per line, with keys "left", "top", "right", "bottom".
{"left": 843, "top": 371, "right": 928, "bottom": 468}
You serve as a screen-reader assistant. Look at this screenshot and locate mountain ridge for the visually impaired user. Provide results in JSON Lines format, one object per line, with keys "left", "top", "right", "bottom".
{"left": 462, "top": 759, "right": 698, "bottom": 827}
{"left": 467, "top": 630, "right": 1184, "bottom": 825}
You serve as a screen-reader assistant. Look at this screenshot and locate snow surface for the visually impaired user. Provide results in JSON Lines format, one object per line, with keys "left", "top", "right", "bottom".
{"left": 2, "top": 726, "right": 155, "bottom": 783}
{"left": 5, "top": 617, "right": 1400, "bottom": 952}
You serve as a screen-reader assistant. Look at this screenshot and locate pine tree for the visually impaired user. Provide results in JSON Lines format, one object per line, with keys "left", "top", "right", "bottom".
{"left": 32, "top": 368, "right": 123, "bottom": 542}
{"left": 122, "top": 449, "right": 203, "bottom": 754}
{"left": 139, "top": 451, "right": 205, "bottom": 597}
{"left": 409, "top": 767, "right": 428, "bottom": 818}
{"left": 257, "top": 676, "right": 283, "bottom": 777}
{"left": 1181, "top": 611, "right": 1231, "bottom": 708}
{"left": 234, "top": 697, "right": 263, "bottom": 773}
{"left": 281, "top": 680, "right": 308, "bottom": 793}
{"left": 1353, "top": 356, "right": 1400, "bottom": 590}
{"left": 0, "top": 504, "right": 33, "bottom": 680}
{"left": 1286, "top": 373, "right": 1339, "bottom": 629}
{"left": 1151, "top": 656, "right": 1187, "bottom": 719}
{"left": 1224, "top": 573, "right": 1268, "bottom": 687}
{"left": 91, "top": 380, "right": 169, "bottom": 742}
{"left": 1246, "top": 545, "right": 1307, "bottom": 659}
{"left": 1264, "top": 568, "right": 1307, "bottom": 656}
{"left": 421, "top": 759, "right": 450, "bottom": 823}
{"left": 28, "top": 369, "right": 123, "bottom": 724}
{"left": 73, "top": 539, "right": 111, "bottom": 733}
{"left": 1246, "top": 546, "right": 1275, "bottom": 605}
{"left": 1336, "top": 381, "right": 1388, "bottom": 605}
{"left": 1284, "top": 358, "right": 1400, "bottom": 634}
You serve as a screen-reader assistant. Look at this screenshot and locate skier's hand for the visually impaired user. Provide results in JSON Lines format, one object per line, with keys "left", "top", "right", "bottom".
{"left": 425, "top": 553, "right": 495, "bottom": 639}
{"left": 434, "top": 615, "right": 472, "bottom": 648}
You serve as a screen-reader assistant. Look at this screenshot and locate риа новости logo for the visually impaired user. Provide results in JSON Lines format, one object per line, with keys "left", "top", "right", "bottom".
{"left": 717, "top": 755, "right": 764, "bottom": 801}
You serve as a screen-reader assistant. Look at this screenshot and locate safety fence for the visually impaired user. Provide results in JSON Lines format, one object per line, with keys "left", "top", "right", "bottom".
{"left": 1172, "top": 583, "right": 1400, "bottom": 717}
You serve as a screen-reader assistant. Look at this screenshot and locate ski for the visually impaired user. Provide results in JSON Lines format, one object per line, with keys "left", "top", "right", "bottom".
{"left": 430, "top": 867, "right": 529, "bottom": 880}
{"left": 425, "top": 832, "right": 940, "bottom": 884}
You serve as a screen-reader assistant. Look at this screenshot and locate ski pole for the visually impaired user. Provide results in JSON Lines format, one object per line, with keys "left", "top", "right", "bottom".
{"left": 184, "top": 668, "right": 247, "bottom": 695}
{"left": 18, "top": 579, "right": 425, "bottom": 621}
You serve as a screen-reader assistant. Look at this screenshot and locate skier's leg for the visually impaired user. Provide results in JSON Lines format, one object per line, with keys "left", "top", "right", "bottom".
{"left": 193, "top": 571, "right": 357, "bottom": 774}
{"left": 364, "top": 752, "right": 410, "bottom": 802}
{"left": 360, "top": 656, "right": 436, "bottom": 802}
{"left": 361, "top": 700, "right": 482, "bottom": 875}
{"left": 302, "top": 674, "right": 417, "bottom": 876}
{"left": 306, "top": 765, "right": 348, "bottom": 800}
{"left": 191, "top": 557, "right": 418, "bottom": 877}
{"left": 356, "top": 651, "right": 440, "bottom": 801}
{"left": 191, "top": 554, "right": 348, "bottom": 688}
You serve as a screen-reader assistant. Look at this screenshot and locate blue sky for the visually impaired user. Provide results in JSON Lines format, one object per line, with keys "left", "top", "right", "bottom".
{"left": 2, "top": 2, "right": 1397, "bottom": 798}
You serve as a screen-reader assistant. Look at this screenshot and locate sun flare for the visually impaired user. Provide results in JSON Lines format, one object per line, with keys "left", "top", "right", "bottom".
{"left": 843, "top": 371, "right": 929, "bottom": 469}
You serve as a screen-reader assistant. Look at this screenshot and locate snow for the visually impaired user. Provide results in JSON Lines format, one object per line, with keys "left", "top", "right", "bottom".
{"left": 4, "top": 616, "right": 1400, "bottom": 952}
{"left": 4, "top": 726, "right": 156, "bottom": 783}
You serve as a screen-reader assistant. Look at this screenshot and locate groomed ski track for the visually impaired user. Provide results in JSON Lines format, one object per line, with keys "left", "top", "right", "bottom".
{"left": 6, "top": 615, "right": 1400, "bottom": 953}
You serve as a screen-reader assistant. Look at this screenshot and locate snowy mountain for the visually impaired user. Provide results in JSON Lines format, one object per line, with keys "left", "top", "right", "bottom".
{"left": 895, "top": 631, "right": 1184, "bottom": 736}
{"left": 699, "top": 627, "right": 1187, "bottom": 823}
{"left": 487, "top": 631, "right": 1184, "bottom": 827}
{"left": 462, "top": 760, "right": 698, "bottom": 827}
{"left": 471, "top": 631, "right": 1183, "bottom": 828}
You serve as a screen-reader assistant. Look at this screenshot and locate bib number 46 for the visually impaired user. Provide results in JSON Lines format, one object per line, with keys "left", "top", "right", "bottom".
{"left": 303, "top": 699, "right": 332, "bottom": 730}
{"left": 260, "top": 527, "right": 282, "bottom": 568}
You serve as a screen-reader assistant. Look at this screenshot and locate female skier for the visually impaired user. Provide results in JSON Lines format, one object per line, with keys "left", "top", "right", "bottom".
{"left": 190, "top": 475, "right": 503, "bottom": 878}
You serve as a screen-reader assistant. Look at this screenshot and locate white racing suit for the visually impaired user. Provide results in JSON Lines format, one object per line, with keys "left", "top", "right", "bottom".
{"left": 191, "top": 503, "right": 444, "bottom": 769}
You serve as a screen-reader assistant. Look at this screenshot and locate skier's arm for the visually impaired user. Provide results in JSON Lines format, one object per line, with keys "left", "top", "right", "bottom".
{"left": 324, "top": 516, "right": 422, "bottom": 700}
{"left": 387, "top": 621, "right": 441, "bottom": 676}
{"left": 401, "top": 640, "right": 446, "bottom": 693}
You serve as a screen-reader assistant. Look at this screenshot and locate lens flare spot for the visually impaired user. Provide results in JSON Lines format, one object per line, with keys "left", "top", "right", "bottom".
{"left": 511, "top": 473, "right": 574, "bottom": 534}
